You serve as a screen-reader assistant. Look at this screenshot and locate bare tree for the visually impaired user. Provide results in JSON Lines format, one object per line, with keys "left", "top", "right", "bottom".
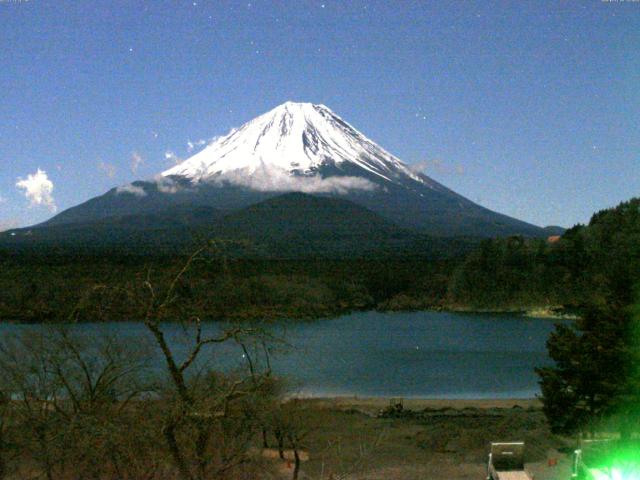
{"left": 141, "top": 246, "right": 280, "bottom": 480}
{"left": 265, "top": 399, "right": 314, "bottom": 480}
{"left": 0, "top": 327, "right": 153, "bottom": 480}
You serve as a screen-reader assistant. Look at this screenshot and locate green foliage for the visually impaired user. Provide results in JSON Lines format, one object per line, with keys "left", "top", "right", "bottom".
{"left": 447, "top": 237, "right": 562, "bottom": 309}
{"left": 536, "top": 306, "right": 626, "bottom": 436}
{"left": 537, "top": 298, "right": 640, "bottom": 438}
{"left": 533, "top": 198, "right": 640, "bottom": 439}
{"left": 448, "top": 198, "right": 640, "bottom": 311}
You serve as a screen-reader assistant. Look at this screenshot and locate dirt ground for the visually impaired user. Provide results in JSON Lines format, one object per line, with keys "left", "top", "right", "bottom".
{"left": 265, "top": 397, "right": 575, "bottom": 480}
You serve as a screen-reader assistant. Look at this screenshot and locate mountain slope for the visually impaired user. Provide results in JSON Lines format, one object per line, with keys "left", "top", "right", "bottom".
{"left": 2, "top": 193, "right": 476, "bottom": 258}
{"left": 38, "top": 101, "right": 544, "bottom": 238}
{"left": 215, "top": 192, "right": 419, "bottom": 257}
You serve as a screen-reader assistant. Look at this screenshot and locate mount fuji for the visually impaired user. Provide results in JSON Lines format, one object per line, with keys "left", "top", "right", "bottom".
{"left": 162, "top": 101, "right": 428, "bottom": 192}
{"left": 22, "top": 102, "right": 546, "bottom": 241}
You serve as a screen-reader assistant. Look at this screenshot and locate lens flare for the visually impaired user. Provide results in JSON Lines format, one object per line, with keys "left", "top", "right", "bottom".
{"left": 589, "top": 468, "right": 640, "bottom": 480}
{"left": 575, "top": 442, "right": 640, "bottom": 480}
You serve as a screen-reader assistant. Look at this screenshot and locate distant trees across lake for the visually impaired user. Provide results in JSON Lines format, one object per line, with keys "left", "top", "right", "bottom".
{"left": 449, "top": 197, "right": 640, "bottom": 311}
{"left": 0, "top": 197, "right": 638, "bottom": 323}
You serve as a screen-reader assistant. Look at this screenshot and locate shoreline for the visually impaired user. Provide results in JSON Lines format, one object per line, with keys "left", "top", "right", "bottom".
{"left": 290, "top": 395, "right": 542, "bottom": 413}
{"left": 1, "top": 305, "right": 578, "bottom": 325}
{"left": 439, "top": 305, "right": 579, "bottom": 320}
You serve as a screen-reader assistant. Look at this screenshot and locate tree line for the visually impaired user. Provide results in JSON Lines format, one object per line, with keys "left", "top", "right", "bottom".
{"left": 2, "top": 199, "right": 639, "bottom": 322}
{"left": 448, "top": 198, "right": 640, "bottom": 311}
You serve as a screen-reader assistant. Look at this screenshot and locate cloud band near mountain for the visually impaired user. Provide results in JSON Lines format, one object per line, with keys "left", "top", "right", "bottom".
{"left": 210, "top": 165, "right": 377, "bottom": 194}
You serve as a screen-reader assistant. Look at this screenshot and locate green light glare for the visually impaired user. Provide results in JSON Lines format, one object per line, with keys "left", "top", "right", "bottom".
{"left": 590, "top": 468, "right": 639, "bottom": 480}
{"left": 583, "top": 443, "right": 640, "bottom": 480}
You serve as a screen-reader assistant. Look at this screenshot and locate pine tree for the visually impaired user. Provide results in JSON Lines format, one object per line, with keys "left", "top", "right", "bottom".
{"left": 537, "top": 293, "right": 640, "bottom": 439}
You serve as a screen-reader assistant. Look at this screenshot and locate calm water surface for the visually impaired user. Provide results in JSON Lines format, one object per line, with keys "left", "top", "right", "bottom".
{"left": 0, "top": 311, "right": 561, "bottom": 399}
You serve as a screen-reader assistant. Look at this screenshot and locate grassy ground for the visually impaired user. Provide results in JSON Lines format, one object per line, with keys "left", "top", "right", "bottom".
{"left": 2, "top": 396, "right": 575, "bottom": 479}
{"left": 266, "top": 397, "right": 574, "bottom": 480}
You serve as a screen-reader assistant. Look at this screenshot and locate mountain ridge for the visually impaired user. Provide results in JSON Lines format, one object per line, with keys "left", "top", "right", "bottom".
{"left": 2, "top": 192, "right": 478, "bottom": 259}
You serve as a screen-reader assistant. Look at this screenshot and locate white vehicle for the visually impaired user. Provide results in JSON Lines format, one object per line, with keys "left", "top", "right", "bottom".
{"left": 486, "top": 442, "right": 533, "bottom": 480}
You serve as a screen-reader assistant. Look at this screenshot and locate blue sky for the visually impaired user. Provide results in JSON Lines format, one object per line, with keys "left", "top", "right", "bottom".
{"left": 1, "top": 0, "right": 639, "bottom": 230}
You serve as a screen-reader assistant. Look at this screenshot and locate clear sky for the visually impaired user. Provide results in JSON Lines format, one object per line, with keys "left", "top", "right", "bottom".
{"left": 1, "top": 0, "right": 639, "bottom": 230}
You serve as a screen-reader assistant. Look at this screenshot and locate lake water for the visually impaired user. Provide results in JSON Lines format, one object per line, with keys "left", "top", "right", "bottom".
{"left": 0, "top": 311, "right": 562, "bottom": 399}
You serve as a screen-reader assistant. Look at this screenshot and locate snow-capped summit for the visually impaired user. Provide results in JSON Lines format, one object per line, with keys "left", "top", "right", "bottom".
{"left": 162, "top": 101, "right": 429, "bottom": 191}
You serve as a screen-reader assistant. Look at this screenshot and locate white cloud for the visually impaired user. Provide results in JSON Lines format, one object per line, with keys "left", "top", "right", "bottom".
{"left": 186, "top": 140, "right": 203, "bottom": 153}
{"left": 212, "top": 165, "right": 377, "bottom": 194}
{"left": 410, "top": 159, "right": 465, "bottom": 176}
{"left": 410, "top": 159, "right": 446, "bottom": 174}
{"left": 15, "top": 169, "right": 57, "bottom": 212}
{"left": 187, "top": 137, "right": 217, "bottom": 153}
{"left": 153, "top": 175, "right": 182, "bottom": 194}
{"left": 164, "top": 151, "right": 182, "bottom": 165}
{"left": 98, "top": 161, "right": 117, "bottom": 178}
{"left": 116, "top": 184, "right": 147, "bottom": 197}
{"left": 0, "top": 193, "right": 5, "bottom": 204}
{"left": 131, "top": 151, "right": 144, "bottom": 174}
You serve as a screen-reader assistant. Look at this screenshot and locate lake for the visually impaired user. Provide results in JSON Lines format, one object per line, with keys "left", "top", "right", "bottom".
{"left": 0, "top": 311, "right": 562, "bottom": 399}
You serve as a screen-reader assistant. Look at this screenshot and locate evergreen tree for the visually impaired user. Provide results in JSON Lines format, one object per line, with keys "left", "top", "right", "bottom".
{"left": 537, "top": 292, "right": 640, "bottom": 439}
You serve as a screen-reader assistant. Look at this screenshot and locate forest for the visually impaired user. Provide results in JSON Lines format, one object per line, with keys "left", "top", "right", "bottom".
{"left": 0, "top": 197, "right": 638, "bottom": 324}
